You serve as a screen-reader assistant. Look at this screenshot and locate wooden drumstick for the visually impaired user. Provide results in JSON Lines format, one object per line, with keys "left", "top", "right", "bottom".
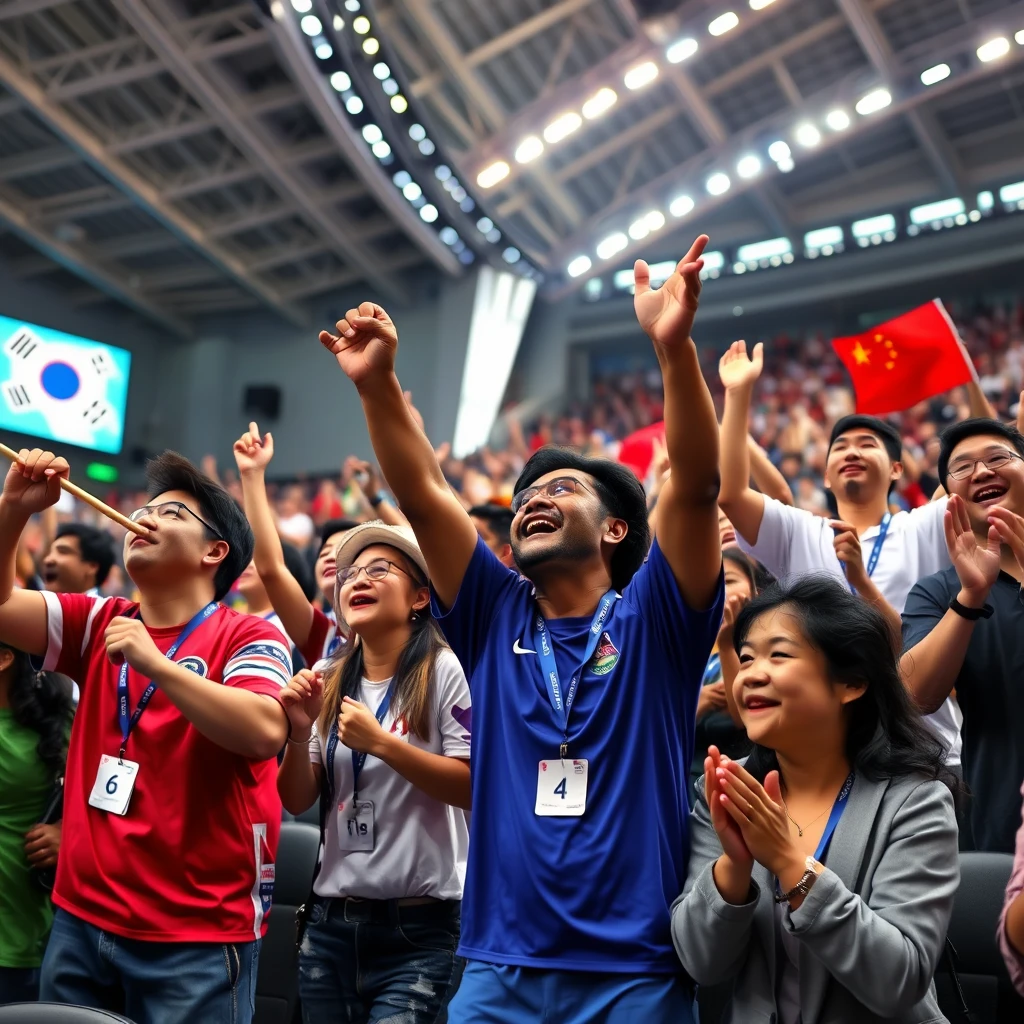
{"left": 0, "top": 442, "right": 148, "bottom": 536}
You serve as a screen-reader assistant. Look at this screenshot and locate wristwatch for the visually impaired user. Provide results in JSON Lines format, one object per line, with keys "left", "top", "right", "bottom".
{"left": 368, "top": 493, "right": 384, "bottom": 508}
{"left": 948, "top": 596, "right": 993, "bottom": 620}
{"left": 774, "top": 856, "right": 823, "bottom": 905}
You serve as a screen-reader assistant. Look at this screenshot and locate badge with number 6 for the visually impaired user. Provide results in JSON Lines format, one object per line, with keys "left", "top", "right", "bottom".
{"left": 88, "top": 754, "right": 139, "bottom": 816}
{"left": 535, "top": 759, "right": 588, "bottom": 816}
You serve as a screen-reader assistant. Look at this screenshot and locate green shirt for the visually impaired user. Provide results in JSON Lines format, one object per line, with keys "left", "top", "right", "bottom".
{"left": 0, "top": 708, "right": 54, "bottom": 967}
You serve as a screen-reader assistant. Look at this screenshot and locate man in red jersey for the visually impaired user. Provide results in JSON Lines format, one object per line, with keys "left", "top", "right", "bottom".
{"left": 0, "top": 447, "right": 291, "bottom": 1023}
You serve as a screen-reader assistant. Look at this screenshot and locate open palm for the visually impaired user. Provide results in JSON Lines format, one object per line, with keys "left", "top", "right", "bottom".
{"left": 945, "top": 494, "right": 1000, "bottom": 595}
{"left": 633, "top": 234, "right": 709, "bottom": 350}
{"left": 319, "top": 302, "right": 398, "bottom": 386}
{"left": 719, "top": 340, "right": 764, "bottom": 391}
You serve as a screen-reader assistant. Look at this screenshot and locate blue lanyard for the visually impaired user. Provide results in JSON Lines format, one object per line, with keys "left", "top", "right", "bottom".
{"left": 841, "top": 513, "right": 891, "bottom": 594}
{"left": 116, "top": 602, "right": 218, "bottom": 757}
{"left": 325, "top": 686, "right": 393, "bottom": 802}
{"left": 813, "top": 771, "right": 856, "bottom": 861}
{"left": 533, "top": 590, "right": 616, "bottom": 756}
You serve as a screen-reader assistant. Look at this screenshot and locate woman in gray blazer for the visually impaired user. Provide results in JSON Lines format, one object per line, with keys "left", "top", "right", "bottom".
{"left": 673, "top": 576, "right": 961, "bottom": 1024}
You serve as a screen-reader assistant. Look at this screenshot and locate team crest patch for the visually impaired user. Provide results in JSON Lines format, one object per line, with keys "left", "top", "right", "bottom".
{"left": 590, "top": 633, "right": 619, "bottom": 675}
{"left": 177, "top": 656, "right": 209, "bottom": 677}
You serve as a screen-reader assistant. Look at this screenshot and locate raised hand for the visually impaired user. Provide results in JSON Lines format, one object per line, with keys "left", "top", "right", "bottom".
{"left": 717, "top": 592, "right": 749, "bottom": 648}
{"left": 232, "top": 422, "right": 274, "bottom": 475}
{"left": 280, "top": 669, "right": 324, "bottom": 742}
{"left": 988, "top": 505, "right": 1024, "bottom": 578}
{"left": 1, "top": 448, "right": 69, "bottom": 514}
{"left": 944, "top": 493, "right": 1000, "bottom": 603}
{"left": 319, "top": 302, "right": 398, "bottom": 387}
{"left": 719, "top": 340, "right": 764, "bottom": 392}
{"left": 633, "top": 234, "right": 708, "bottom": 350}
{"left": 705, "top": 746, "right": 753, "bottom": 870}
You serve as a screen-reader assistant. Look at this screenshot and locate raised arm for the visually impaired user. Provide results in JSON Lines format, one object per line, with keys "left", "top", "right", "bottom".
{"left": 633, "top": 236, "right": 720, "bottom": 608}
{"left": 717, "top": 342, "right": 768, "bottom": 545}
{"left": 0, "top": 450, "right": 73, "bottom": 657}
{"left": 319, "top": 303, "right": 478, "bottom": 608}
{"left": 747, "top": 434, "right": 793, "bottom": 506}
{"left": 348, "top": 457, "right": 409, "bottom": 528}
{"left": 233, "top": 424, "right": 315, "bottom": 648}
{"left": 966, "top": 380, "right": 998, "bottom": 421}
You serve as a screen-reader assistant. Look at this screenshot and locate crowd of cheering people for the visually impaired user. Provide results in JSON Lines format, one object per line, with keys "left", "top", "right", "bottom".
{"left": 2, "top": 234, "right": 1024, "bottom": 1023}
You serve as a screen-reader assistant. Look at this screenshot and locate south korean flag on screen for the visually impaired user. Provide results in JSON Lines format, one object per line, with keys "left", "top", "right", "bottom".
{"left": 2, "top": 325, "right": 120, "bottom": 449}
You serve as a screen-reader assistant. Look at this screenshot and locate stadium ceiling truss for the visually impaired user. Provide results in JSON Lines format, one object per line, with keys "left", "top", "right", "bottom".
{"left": 0, "top": 0, "right": 1022, "bottom": 333}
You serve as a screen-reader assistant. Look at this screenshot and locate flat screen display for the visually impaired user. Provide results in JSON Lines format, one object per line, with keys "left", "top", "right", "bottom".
{"left": 0, "top": 315, "right": 131, "bottom": 455}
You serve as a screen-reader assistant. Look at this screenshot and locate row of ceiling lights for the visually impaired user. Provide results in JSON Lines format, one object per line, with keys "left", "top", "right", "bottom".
{"left": 562, "top": 28, "right": 1024, "bottom": 280}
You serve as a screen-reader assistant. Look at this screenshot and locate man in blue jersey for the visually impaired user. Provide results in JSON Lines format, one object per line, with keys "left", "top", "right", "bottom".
{"left": 318, "top": 235, "right": 724, "bottom": 1023}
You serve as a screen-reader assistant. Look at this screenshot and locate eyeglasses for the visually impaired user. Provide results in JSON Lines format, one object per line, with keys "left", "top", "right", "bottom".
{"left": 336, "top": 559, "right": 416, "bottom": 586}
{"left": 511, "top": 476, "right": 593, "bottom": 514}
{"left": 947, "top": 450, "right": 1023, "bottom": 481}
{"left": 128, "top": 501, "right": 223, "bottom": 539}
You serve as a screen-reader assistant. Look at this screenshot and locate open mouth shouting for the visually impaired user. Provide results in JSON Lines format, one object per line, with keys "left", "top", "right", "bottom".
{"left": 346, "top": 593, "right": 378, "bottom": 611}
{"left": 519, "top": 510, "right": 562, "bottom": 539}
{"left": 971, "top": 483, "right": 1008, "bottom": 508}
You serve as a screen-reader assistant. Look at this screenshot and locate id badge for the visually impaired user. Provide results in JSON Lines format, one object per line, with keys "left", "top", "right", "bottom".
{"left": 535, "top": 758, "right": 588, "bottom": 816}
{"left": 337, "top": 799, "right": 374, "bottom": 851}
{"left": 88, "top": 754, "right": 139, "bottom": 816}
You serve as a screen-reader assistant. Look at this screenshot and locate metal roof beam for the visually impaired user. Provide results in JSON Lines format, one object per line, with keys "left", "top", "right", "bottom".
{"left": 0, "top": 144, "right": 80, "bottom": 179}
{"left": 0, "top": 0, "right": 71, "bottom": 22}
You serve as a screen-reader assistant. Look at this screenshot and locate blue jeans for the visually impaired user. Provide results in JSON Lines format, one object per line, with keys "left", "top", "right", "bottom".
{"left": 448, "top": 961, "right": 697, "bottom": 1024}
{"left": 298, "top": 897, "right": 461, "bottom": 1024}
{"left": 0, "top": 966, "right": 40, "bottom": 1004}
{"left": 40, "top": 909, "right": 260, "bottom": 1024}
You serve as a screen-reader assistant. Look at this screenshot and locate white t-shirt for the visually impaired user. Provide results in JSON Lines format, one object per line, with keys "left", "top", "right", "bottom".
{"left": 309, "top": 647, "right": 471, "bottom": 900}
{"left": 278, "top": 512, "right": 315, "bottom": 547}
{"left": 738, "top": 496, "right": 963, "bottom": 764}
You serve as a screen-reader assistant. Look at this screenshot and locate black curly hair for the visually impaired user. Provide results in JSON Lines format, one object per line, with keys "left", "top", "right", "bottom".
{"left": 3, "top": 645, "right": 73, "bottom": 782}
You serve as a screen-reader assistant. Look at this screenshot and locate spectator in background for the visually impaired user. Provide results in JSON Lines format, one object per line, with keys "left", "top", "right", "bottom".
{"left": 901, "top": 418, "right": 1024, "bottom": 852}
{"left": 40, "top": 523, "right": 115, "bottom": 597}
{"left": 673, "top": 577, "right": 960, "bottom": 1023}
{"left": 277, "top": 484, "right": 315, "bottom": 549}
{"left": 1001, "top": 782, "right": 1024, "bottom": 997}
{"left": 468, "top": 504, "right": 514, "bottom": 567}
{"left": 0, "top": 645, "right": 73, "bottom": 1005}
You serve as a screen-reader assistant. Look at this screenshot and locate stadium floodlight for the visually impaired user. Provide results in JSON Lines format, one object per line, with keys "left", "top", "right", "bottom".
{"left": 567, "top": 256, "right": 593, "bottom": 278}
{"left": 373, "top": 63, "right": 391, "bottom": 80}
{"left": 644, "top": 210, "right": 665, "bottom": 232}
{"left": 390, "top": 95, "right": 408, "bottom": 113}
{"left": 1017, "top": 30, "right": 1024, "bottom": 45}
{"left": 352, "top": 15, "right": 370, "bottom": 33}
{"left": 776, "top": 157, "right": 795, "bottom": 172}
{"left": 736, "top": 154, "right": 762, "bottom": 178}
{"left": 795, "top": 123, "right": 821, "bottom": 147}
{"left": 419, "top": 204, "right": 438, "bottom": 223}
{"left": 371, "top": 141, "right": 391, "bottom": 159}
{"left": 439, "top": 227, "right": 459, "bottom": 245}
{"left": 826, "top": 109, "right": 850, "bottom": 131}
{"left": 749, "top": 0, "right": 776, "bottom": 8}
{"left": 330, "top": 71, "right": 351, "bottom": 91}
{"left": 852, "top": 213, "right": 896, "bottom": 238}
{"left": 315, "top": 41, "right": 333, "bottom": 59}
{"left": 737, "top": 237, "right": 791, "bottom": 263}
{"left": 910, "top": 198, "right": 965, "bottom": 224}
{"left": 362, "top": 37, "right": 379, "bottom": 54}
{"left": 666, "top": 38, "right": 698, "bottom": 63}
{"left": 300, "top": 15, "right": 322, "bottom": 35}
{"left": 402, "top": 181, "right": 422, "bottom": 201}
{"left": 977, "top": 37, "right": 1010, "bottom": 62}
{"left": 709, "top": 12, "right": 739, "bottom": 36}
{"left": 502, "top": 247, "right": 521, "bottom": 263}
{"left": 409, "top": 124, "right": 426, "bottom": 141}
{"left": 333, "top": 14, "right": 343, "bottom": 30}
{"left": 291, "top": 0, "right": 312, "bottom": 11}
{"left": 582, "top": 88, "right": 617, "bottom": 119}
{"left": 804, "top": 226, "right": 843, "bottom": 249}
{"left": 595, "top": 232, "right": 628, "bottom": 260}
{"left": 393, "top": 170, "right": 412, "bottom": 188}
{"left": 767, "top": 140, "right": 791, "bottom": 162}
{"left": 702, "top": 251, "right": 725, "bottom": 271}
{"left": 670, "top": 194, "right": 695, "bottom": 217}
{"left": 855, "top": 88, "right": 892, "bottom": 115}
{"left": 624, "top": 62, "right": 659, "bottom": 90}
{"left": 362, "top": 124, "right": 383, "bottom": 145}
{"left": 345, "top": 95, "right": 364, "bottom": 114}
{"left": 515, "top": 136, "right": 544, "bottom": 163}
{"left": 706, "top": 172, "right": 731, "bottom": 195}
{"left": 1000, "top": 181, "right": 1024, "bottom": 203}
{"left": 543, "top": 112, "right": 583, "bottom": 143}
{"left": 345, "top": 0, "right": 360, "bottom": 9}
{"left": 921, "top": 63, "right": 951, "bottom": 86}
{"left": 476, "top": 161, "right": 510, "bottom": 189}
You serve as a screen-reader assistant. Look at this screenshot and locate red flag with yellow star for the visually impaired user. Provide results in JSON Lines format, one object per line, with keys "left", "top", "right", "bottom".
{"left": 831, "top": 299, "right": 975, "bottom": 415}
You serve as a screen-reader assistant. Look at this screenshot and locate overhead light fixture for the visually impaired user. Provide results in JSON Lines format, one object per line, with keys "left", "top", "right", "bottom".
{"left": 362, "top": 124, "right": 383, "bottom": 144}
{"left": 345, "top": 95, "right": 364, "bottom": 114}
{"left": 825, "top": 109, "right": 850, "bottom": 130}
{"left": 371, "top": 140, "right": 391, "bottom": 159}
{"left": 920, "top": 63, "right": 951, "bottom": 85}
{"left": 515, "top": 136, "right": 544, "bottom": 163}
{"left": 502, "top": 247, "right": 521, "bottom": 264}
{"left": 910, "top": 198, "right": 966, "bottom": 224}
{"left": 709, "top": 12, "right": 739, "bottom": 36}
{"left": 624, "top": 61, "right": 659, "bottom": 90}
{"left": 736, "top": 154, "right": 762, "bottom": 178}
{"left": 581, "top": 87, "right": 617, "bottom": 119}
{"left": 543, "top": 111, "right": 583, "bottom": 143}
{"left": 344, "top": 0, "right": 361, "bottom": 9}
{"left": 314, "top": 41, "right": 333, "bottom": 59}
{"left": 300, "top": 15, "right": 322, "bottom": 35}
{"left": 418, "top": 138, "right": 436, "bottom": 156}
{"left": 477, "top": 217, "right": 494, "bottom": 233}
{"left": 737, "top": 237, "right": 792, "bottom": 263}
{"left": 476, "top": 161, "right": 510, "bottom": 189}
{"left": 409, "top": 123, "right": 426, "bottom": 141}
{"left": 670, "top": 194, "right": 694, "bottom": 217}
{"left": 767, "top": 140, "right": 791, "bottom": 162}
{"left": 330, "top": 71, "right": 351, "bottom": 91}
{"left": 373, "top": 63, "right": 391, "bottom": 80}
{"left": 333, "top": 14, "right": 343, "bottom": 30}
{"left": 390, "top": 95, "right": 408, "bottom": 113}
{"left": 1017, "top": 30, "right": 1024, "bottom": 45}
{"left": 419, "top": 204, "right": 438, "bottom": 223}
{"left": 595, "top": 232, "right": 628, "bottom": 259}
{"left": 352, "top": 15, "right": 370, "bottom": 33}
{"left": 706, "top": 172, "right": 731, "bottom": 195}
{"left": 795, "top": 123, "right": 821, "bottom": 147}
{"left": 852, "top": 213, "right": 896, "bottom": 238}
{"left": 628, "top": 210, "right": 665, "bottom": 240}
{"left": 776, "top": 157, "right": 794, "bottom": 172}
{"left": 978, "top": 37, "right": 1010, "bottom": 62}
{"left": 291, "top": 0, "right": 311, "bottom": 11}
{"left": 666, "top": 38, "right": 698, "bottom": 63}
{"left": 855, "top": 87, "right": 891, "bottom": 115}
{"left": 749, "top": 0, "right": 776, "bottom": 8}
{"left": 804, "top": 226, "right": 843, "bottom": 249}
{"left": 567, "top": 255, "right": 593, "bottom": 278}
{"left": 362, "top": 37, "right": 380, "bottom": 54}
{"left": 1000, "top": 181, "right": 1024, "bottom": 203}
{"left": 645, "top": 210, "right": 665, "bottom": 231}
{"left": 402, "top": 182, "right": 422, "bottom": 201}
{"left": 382, "top": 78, "right": 399, "bottom": 96}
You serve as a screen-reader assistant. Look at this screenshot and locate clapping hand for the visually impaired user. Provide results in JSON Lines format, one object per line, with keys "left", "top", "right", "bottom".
{"left": 944, "top": 494, "right": 1000, "bottom": 604}
{"left": 705, "top": 745, "right": 753, "bottom": 871}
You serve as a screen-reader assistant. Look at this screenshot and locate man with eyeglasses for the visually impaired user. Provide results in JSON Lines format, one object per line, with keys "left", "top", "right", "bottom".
{"left": 0, "top": 448, "right": 292, "bottom": 1021}
{"left": 319, "top": 237, "right": 723, "bottom": 1023}
{"left": 902, "top": 418, "right": 1024, "bottom": 852}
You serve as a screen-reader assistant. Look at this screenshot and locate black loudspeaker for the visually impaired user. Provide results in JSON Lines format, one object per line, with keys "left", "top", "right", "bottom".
{"left": 630, "top": 0, "right": 682, "bottom": 17}
{"left": 243, "top": 385, "right": 281, "bottom": 421}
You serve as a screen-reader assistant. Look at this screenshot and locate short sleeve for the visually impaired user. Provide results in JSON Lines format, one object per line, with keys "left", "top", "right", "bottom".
{"left": 623, "top": 540, "right": 724, "bottom": 690}
{"left": 222, "top": 617, "right": 293, "bottom": 696}
{"left": 429, "top": 536, "right": 522, "bottom": 678}
{"left": 736, "top": 496, "right": 814, "bottom": 578}
{"left": 431, "top": 648, "right": 472, "bottom": 759}
{"left": 905, "top": 495, "right": 951, "bottom": 576}
{"left": 998, "top": 781, "right": 1024, "bottom": 997}
{"left": 901, "top": 573, "right": 953, "bottom": 653}
{"left": 299, "top": 605, "right": 337, "bottom": 670}
{"left": 39, "top": 591, "right": 126, "bottom": 682}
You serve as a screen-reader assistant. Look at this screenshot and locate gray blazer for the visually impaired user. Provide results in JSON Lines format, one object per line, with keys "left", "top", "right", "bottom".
{"left": 671, "top": 770, "right": 959, "bottom": 1023}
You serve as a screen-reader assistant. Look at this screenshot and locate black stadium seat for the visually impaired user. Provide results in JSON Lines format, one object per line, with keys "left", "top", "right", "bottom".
{"left": 255, "top": 821, "right": 321, "bottom": 1024}
{"left": 0, "top": 1008, "right": 135, "bottom": 1022}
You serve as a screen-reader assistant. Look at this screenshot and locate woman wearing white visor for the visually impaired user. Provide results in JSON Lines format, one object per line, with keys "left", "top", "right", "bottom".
{"left": 277, "top": 521, "right": 471, "bottom": 1023}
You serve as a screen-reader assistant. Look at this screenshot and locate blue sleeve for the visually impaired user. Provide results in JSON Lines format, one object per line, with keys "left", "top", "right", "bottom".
{"left": 901, "top": 573, "right": 953, "bottom": 653}
{"left": 430, "top": 536, "right": 522, "bottom": 678}
{"left": 623, "top": 539, "right": 725, "bottom": 693}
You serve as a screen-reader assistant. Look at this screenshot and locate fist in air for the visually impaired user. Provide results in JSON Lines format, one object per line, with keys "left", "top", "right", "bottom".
{"left": 320, "top": 302, "right": 398, "bottom": 386}
{"left": 2, "top": 448, "right": 69, "bottom": 514}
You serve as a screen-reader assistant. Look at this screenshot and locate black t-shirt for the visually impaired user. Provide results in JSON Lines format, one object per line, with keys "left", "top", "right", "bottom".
{"left": 903, "top": 567, "right": 1024, "bottom": 852}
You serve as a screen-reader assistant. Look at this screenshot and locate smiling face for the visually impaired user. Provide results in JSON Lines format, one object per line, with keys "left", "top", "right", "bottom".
{"left": 945, "top": 433, "right": 1024, "bottom": 530}
{"left": 825, "top": 429, "right": 900, "bottom": 502}
{"left": 336, "top": 543, "right": 429, "bottom": 638}
{"left": 734, "top": 607, "right": 864, "bottom": 751}
{"left": 42, "top": 534, "right": 96, "bottom": 594}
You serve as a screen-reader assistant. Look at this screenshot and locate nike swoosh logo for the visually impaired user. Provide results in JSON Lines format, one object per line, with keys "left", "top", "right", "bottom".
{"left": 513, "top": 639, "right": 536, "bottom": 655}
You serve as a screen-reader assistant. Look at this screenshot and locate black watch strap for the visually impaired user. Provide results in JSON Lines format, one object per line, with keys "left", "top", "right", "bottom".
{"left": 948, "top": 596, "right": 993, "bottom": 620}
{"left": 368, "top": 493, "right": 383, "bottom": 507}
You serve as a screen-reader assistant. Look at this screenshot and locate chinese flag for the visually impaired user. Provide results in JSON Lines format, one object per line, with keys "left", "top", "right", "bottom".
{"left": 831, "top": 299, "right": 975, "bottom": 415}
{"left": 618, "top": 421, "right": 665, "bottom": 479}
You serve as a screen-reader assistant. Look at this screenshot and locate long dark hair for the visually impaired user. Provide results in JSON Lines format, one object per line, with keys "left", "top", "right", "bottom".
{"left": 732, "top": 576, "right": 962, "bottom": 798}
{"left": 4, "top": 646, "right": 73, "bottom": 782}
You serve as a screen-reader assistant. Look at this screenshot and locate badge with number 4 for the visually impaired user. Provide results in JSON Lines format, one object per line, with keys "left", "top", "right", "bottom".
{"left": 535, "top": 759, "right": 588, "bottom": 816}
{"left": 88, "top": 754, "right": 139, "bottom": 816}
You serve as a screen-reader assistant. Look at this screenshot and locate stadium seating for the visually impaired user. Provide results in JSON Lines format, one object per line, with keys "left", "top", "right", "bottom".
{"left": 0, "top": 1008, "right": 135, "bottom": 1022}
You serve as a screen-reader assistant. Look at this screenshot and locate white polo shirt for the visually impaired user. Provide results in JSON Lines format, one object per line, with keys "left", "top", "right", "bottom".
{"left": 738, "top": 495, "right": 963, "bottom": 764}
